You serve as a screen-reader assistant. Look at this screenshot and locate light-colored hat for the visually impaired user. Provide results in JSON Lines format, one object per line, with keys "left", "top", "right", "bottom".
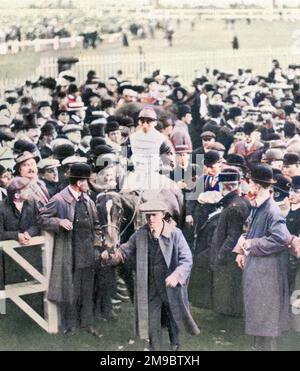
{"left": 15, "top": 151, "right": 39, "bottom": 165}
{"left": 197, "top": 191, "right": 222, "bottom": 205}
{"left": 261, "top": 149, "right": 284, "bottom": 163}
{"left": 138, "top": 106, "right": 157, "bottom": 120}
{"left": 51, "top": 138, "right": 73, "bottom": 151}
{"left": 38, "top": 158, "right": 61, "bottom": 170}
{"left": 62, "top": 156, "right": 87, "bottom": 166}
{"left": 67, "top": 101, "right": 87, "bottom": 111}
{"left": 62, "top": 124, "right": 83, "bottom": 134}
{"left": 139, "top": 200, "right": 167, "bottom": 213}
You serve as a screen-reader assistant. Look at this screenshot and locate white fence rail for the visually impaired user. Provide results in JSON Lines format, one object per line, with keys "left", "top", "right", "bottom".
{"left": 0, "top": 47, "right": 299, "bottom": 94}
{"left": 0, "top": 36, "right": 83, "bottom": 56}
{"left": 34, "top": 47, "right": 300, "bottom": 85}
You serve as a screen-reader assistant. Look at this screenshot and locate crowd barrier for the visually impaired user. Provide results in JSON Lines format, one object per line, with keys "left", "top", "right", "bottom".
{"left": 0, "top": 234, "right": 59, "bottom": 334}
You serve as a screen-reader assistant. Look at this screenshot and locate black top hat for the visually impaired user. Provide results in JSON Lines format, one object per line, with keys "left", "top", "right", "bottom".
{"left": 250, "top": 164, "right": 276, "bottom": 185}
{"left": 283, "top": 121, "right": 296, "bottom": 138}
{"left": 69, "top": 163, "right": 91, "bottom": 180}
{"left": 90, "top": 137, "right": 106, "bottom": 151}
{"left": 53, "top": 144, "right": 75, "bottom": 160}
{"left": 226, "top": 153, "right": 247, "bottom": 169}
{"left": 209, "top": 105, "right": 223, "bottom": 117}
{"left": 219, "top": 169, "right": 240, "bottom": 183}
{"left": 38, "top": 101, "right": 51, "bottom": 110}
{"left": 89, "top": 121, "right": 106, "bottom": 138}
{"left": 106, "top": 121, "right": 120, "bottom": 134}
{"left": 93, "top": 144, "right": 114, "bottom": 157}
{"left": 228, "top": 107, "right": 242, "bottom": 119}
{"left": 23, "top": 113, "right": 38, "bottom": 130}
{"left": 243, "top": 122, "right": 257, "bottom": 135}
{"left": 116, "top": 116, "right": 135, "bottom": 127}
{"left": 177, "top": 104, "right": 191, "bottom": 119}
{"left": 204, "top": 150, "right": 220, "bottom": 167}
{"left": 291, "top": 176, "right": 300, "bottom": 190}
{"left": 41, "top": 122, "right": 56, "bottom": 136}
{"left": 283, "top": 152, "right": 300, "bottom": 166}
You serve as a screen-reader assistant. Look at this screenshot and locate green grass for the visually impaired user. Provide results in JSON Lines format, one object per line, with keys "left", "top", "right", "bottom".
{"left": 0, "top": 19, "right": 299, "bottom": 80}
{"left": 0, "top": 299, "right": 299, "bottom": 351}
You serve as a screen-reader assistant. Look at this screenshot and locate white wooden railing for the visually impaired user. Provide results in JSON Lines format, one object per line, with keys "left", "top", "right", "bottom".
{"left": 0, "top": 46, "right": 299, "bottom": 94}
{"left": 0, "top": 36, "right": 83, "bottom": 56}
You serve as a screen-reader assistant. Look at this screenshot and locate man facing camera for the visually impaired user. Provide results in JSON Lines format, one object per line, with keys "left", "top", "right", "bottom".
{"left": 101, "top": 200, "right": 200, "bottom": 351}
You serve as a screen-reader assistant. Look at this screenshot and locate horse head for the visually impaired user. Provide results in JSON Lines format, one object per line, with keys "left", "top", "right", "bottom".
{"left": 96, "top": 191, "right": 124, "bottom": 251}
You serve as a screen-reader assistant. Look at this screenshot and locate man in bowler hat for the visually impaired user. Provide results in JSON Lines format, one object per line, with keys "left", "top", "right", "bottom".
{"left": 38, "top": 163, "right": 101, "bottom": 336}
{"left": 234, "top": 165, "right": 291, "bottom": 351}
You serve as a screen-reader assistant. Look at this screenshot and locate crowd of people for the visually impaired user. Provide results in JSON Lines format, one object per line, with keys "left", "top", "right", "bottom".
{"left": 0, "top": 59, "right": 300, "bottom": 350}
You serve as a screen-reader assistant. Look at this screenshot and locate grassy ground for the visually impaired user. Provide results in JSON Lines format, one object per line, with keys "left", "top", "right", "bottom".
{"left": 0, "top": 19, "right": 299, "bottom": 80}
{"left": 0, "top": 298, "right": 299, "bottom": 351}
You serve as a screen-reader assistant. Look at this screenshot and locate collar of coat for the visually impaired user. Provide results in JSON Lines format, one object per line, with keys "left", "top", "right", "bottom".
{"left": 146, "top": 220, "right": 176, "bottom": 239}
{"left": 220, "top": 190, "right": 239, "bottom": 208}
{"left": 60, "top": 186, "right": 90, "bottom": 204}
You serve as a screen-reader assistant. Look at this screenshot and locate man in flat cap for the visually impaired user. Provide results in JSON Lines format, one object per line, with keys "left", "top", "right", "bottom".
{"left": 38, "top": 159, "right": 60, "bottom": 198}
{"left": 101, "top": 200, "right": 200, "bottom": 350}
{"left": 38, "top": 163, "right": 101, "bottom": 336}
{"left": 234, "top": 165, "right": 291, "bottom": 351}
{"left": 192, "top": 131, "right": 216, "bottom": 161}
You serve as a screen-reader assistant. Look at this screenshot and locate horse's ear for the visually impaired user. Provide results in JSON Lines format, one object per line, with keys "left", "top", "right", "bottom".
{"left": 120, "top": 191, "right": 139, "bottom": 213}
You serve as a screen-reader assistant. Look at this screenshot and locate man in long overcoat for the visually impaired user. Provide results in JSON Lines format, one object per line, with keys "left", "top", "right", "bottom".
{"left": 210, "top": 169, "right": 250, "bottom": 316}
{"left": 234, "top": 165, "right": 291, "bottom": 351}
{"left": 38, "top": 163, "right": 101, "bottom": 336}
{"left": 101, "top": 200, "right": 200, "bottom": 351}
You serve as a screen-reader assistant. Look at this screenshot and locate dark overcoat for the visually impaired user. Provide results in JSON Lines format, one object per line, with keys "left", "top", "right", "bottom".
{"left": 243, "top": 197, "right": 291, "bottom": 337}
{"left": 120, "top": 222, "right": 200, "bottom": 338}
{"left": 38, "top": 187, "right": 99, "bottom": 303}
{"left": 210, "top": 192, "right": 250, "bottom": 316}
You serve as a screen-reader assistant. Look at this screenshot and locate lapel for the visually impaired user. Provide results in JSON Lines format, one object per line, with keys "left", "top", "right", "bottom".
{"left": 158, "top": 221, "right": 175, "bottom": 268}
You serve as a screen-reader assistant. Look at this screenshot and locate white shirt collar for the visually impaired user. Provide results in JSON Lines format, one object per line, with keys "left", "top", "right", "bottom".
{"left": 68, "top": 185, "right": 81, "bottom": 201}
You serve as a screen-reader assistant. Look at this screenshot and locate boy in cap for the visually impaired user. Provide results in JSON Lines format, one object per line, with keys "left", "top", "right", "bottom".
{"left": 38, "top": 163, "right": 101, "bottom": 336}
{"left": 101, "top": 200, "right": 200, "bottom": 350}
{"left": 234, "top": 165, "right": 291, "bottom": 350}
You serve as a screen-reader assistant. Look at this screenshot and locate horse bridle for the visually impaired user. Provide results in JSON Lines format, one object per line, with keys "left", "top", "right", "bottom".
{"left": 98, "top": 190, "right": 144, "bottom": 247}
